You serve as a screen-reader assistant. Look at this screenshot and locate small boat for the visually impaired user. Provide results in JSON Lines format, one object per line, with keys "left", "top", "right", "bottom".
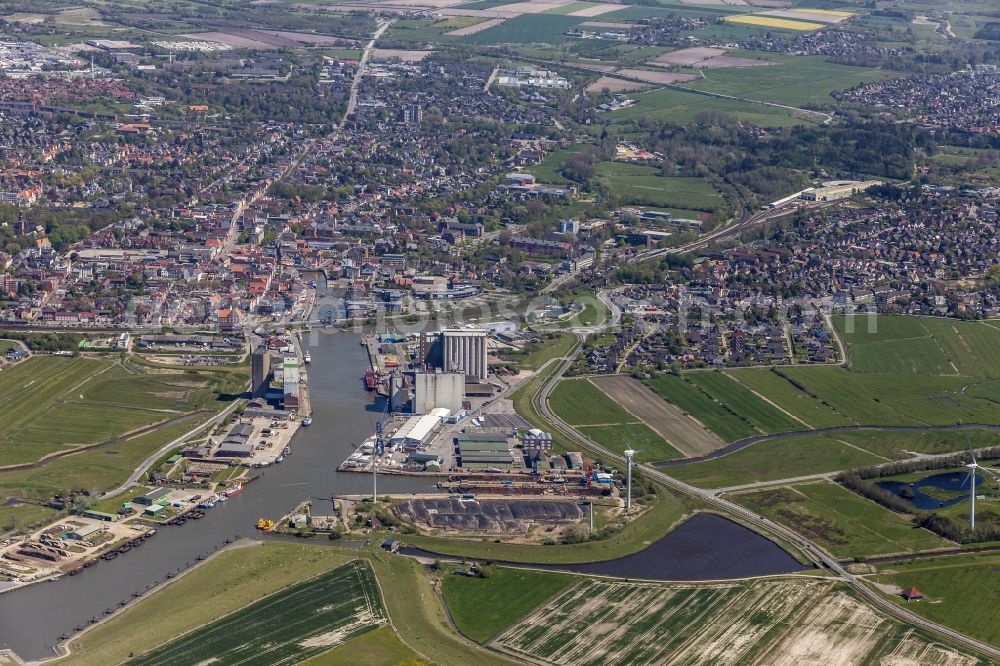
{"left": 50, "top": 576, "right": 62, "bottom": 582}
{"left": 302, "top": 417, "right": 312, "bottom": 426}
{"left": 275, "top": 455, "right": 284, "bottom": 464}
{"left": 256, "top": 517, "right": 275, "bottom": 530}
{"left": 283, "top": 445, "right": 291, "bottom": 455}
{"left": 303, "top": 352, "right": 311, "bottom": 364}
{"left": 223, "top": 483, "right": 243, "bottom": 497}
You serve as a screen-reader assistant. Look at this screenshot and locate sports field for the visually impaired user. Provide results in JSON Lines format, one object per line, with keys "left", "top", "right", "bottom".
{"left": 127, "top": 561, "right": 386, "bottom": 665}
{"left": 732, "top": 481, "right": 950, "bottom": 558}
{"left": 495, "top": 576, "right": 980, "bottom": 665}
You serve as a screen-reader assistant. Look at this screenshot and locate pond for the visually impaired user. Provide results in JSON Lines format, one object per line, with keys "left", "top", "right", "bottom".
{"left": 401, "top": 513, "right": 809, "bottom": 581}
{"left": 877, "top": 471, "right": 979, "bottom": 510}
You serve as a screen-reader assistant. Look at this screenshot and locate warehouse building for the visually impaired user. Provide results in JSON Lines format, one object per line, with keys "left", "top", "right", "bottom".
{"left": 390, "top": 408, "right": 450, "bottom": 450}
{"left": 133, "top": 487, "right": 172, "bottom": 506}
{"left": 456, "top": 430, "right": 514, "bottom": 469}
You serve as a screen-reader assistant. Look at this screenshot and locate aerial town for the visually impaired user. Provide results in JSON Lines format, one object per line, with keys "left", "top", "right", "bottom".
{"left": 0, "top": 0, "right": 999, "bottom": 664}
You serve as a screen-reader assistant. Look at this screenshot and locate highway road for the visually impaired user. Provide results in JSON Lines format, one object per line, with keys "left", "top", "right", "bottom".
{"left": 531, "top": 325, "right": 1000, "bottom": 661}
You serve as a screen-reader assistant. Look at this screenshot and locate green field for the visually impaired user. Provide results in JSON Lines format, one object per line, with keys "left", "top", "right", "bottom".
{"left": 501, "top": 333, "right": 577, "bottom": 370}
{"left": 873, "top": 552, "right": 1000, "bottom": 646}
{"left": 646, "top": 374, "right": 758, "bottom": 442}
{"left": 687, "top": 371, "right": 802, "bottom": 433}
{"left": 549, "top": 378, "right": 637, "bottom": 425}
{"left": 549, "top": 378, "right": 682, "bottom": 460}
{"left": 578, "top": 422, "right": 682, "bottom": 462}
{"left": 70, "top": 543, "right": 361, "bottom": 665}
{"left": 685, "top": 53, "right": 887, "bottom": 107}
{"left": 726, "top": 368, "right": 852, "bottom": 428}
{"left": 442, "top": 567, "right": 574, "bottom": 642}
{"left": 596, "top": 163, "right": 724, "bottom": 212}
{"left": 734, "top": 481, "right": 950, "bottom": 558}
{"left": 609, "top": 85, "right": 811, "bottom": 128}
{"left": 667, "top": 428, "right": 1000, "bottom": 489}
{"left": 128, "top": 561, "right": 386, "bottom": 665}
{"left": 463, "top": 14, "right": 584, "bottom": 45}
{"left": 300, "top": 627, "right": 421, "bottom": 666}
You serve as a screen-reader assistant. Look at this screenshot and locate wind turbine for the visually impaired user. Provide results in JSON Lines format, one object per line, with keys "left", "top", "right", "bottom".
{"left": 963, "top": 449, "right": 999, "bottom": 530}
{"left": 623, "top": 448, "right": 643, "bottom": 512}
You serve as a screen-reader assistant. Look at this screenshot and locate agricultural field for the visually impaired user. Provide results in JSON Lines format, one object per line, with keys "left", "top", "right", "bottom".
{"left": 594, "top": 163, "right": 725, "bottom": 212}
{"left": 683, "top": 53, "right": 887, "bottom": 108}
{"left": 732, "top": 481, "right": 951, "bottom": 559}
{"left": 589, "top": 374, "right": 722, "bottom": 457}
{"left": 495, "top": 576, "right": 983, "bottom": 665}
{"left": 127, "top": 561, "right": 387, "bottom": 665}
{"left": 68, "top": 543, "right": 362, "bottom": 666}
{"left": 871, "top": 552, "right": 1000, "bottom": 647}
{"left": 463, "top": 14, "right": 585, "bottom": 45}
{"left": 645, "top": 373, "right": 759, "bottom": 442}
{"left": 548, "top": 378, "right": 637, "bottom": 425}
{"left": 0, "top": 356, "right": 245, "bottom": 530}
{"left": 666, "top": 428, "right": 1000, "bottom": 489}
{"left": 442, "top": 567, "right": 574, "bottom": 642}
{"left": 607, "top": 83, "right": 811, "bottom": 128}
{"left": 724, "top": 14, "right": 824, "bottom": 31}
{"left": 725, "top": 368, "right": 852, "bottom": 428}
{"left": 0, "top": 357, "right": 166, "bottom": 465}
{"left": 687, "top": 371, "right": 803, "bottom": 433}
{"left": 298, "top": 627, "right": 420, "bottom": 666}
{"left": 550, "top": 377, "right": 682, "bottom": 461}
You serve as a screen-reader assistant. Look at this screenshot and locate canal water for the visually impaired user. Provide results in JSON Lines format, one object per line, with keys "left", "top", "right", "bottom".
{"left": 400, "top": 512, "right": 808, "bottom": 581}
{"left": 878, "top": 471, "right": 980, "bottom": 510}
{"left": 0, "top": 331, "right": 436, "bottom": 660}
{"left": 0, "top": 329, "right": 806, "bottom": 660}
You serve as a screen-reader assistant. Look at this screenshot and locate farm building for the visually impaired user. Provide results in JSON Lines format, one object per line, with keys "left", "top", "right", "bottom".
{"left": 901, "top": 586, "right": 924, "bottom": 601}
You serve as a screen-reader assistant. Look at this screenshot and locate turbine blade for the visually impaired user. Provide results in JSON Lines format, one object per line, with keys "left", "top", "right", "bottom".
{"left": 962, "top": 470, "right": 975, "bottom": 488}
{"left": 981, "top": 466, "right": 1000, "bottom": 480}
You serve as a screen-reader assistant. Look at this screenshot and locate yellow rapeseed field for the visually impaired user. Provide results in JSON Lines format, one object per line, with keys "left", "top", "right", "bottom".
{"left": 725, "top": 14, "right": 824, "bottom": 30}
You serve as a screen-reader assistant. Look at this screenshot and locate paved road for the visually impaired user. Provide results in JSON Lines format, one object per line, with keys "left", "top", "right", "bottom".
{"left": 341, "top": 20, "right": 393, "bottom": 128}
{"left": 100, "top": 397, "right": 246, "bottom": 499}
{"left": 529, "top": 332, "right": 1000, "bottom": 661}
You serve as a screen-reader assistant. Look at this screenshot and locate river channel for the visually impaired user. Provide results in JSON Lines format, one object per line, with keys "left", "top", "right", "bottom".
{"left": 0, "top": 331, "right": 436, "bottom": 661}
{"left": 1, "top": 329, "right": 805, "bottom": 660}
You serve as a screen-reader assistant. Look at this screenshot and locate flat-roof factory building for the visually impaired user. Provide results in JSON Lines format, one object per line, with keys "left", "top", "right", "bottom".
{"left": 390, "top": 408, "right": 450, "bottom": 450}
{"left": 456, "top": 430, "right": 514, "bottom": 469}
